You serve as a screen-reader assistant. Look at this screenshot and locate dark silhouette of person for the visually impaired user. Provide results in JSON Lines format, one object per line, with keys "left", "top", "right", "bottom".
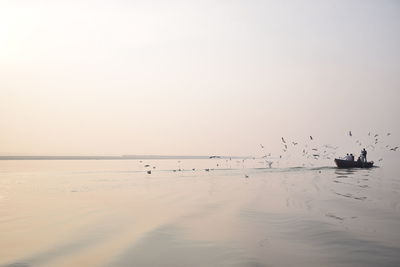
{"left": 361, "top": 148, "right": 367, "bottom": 162}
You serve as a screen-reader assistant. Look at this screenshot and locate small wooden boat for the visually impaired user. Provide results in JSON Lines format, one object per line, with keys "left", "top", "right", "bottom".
{"left": 334, "top": 158, "right": 374, "bottom": 168}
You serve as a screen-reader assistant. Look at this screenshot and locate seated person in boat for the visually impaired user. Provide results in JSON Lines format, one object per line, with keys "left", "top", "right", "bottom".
{"left": 344, "top": 153, "right": 352, "bottom": 161}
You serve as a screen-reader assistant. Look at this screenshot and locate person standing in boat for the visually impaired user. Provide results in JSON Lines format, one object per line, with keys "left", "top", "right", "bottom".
{"left": 361, "top": 148, "right": 367, "bottom": 162}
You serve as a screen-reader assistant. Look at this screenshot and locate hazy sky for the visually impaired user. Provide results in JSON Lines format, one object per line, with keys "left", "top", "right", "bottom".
{"left": 1, "top": 0, "right": 399, "bottom": 156}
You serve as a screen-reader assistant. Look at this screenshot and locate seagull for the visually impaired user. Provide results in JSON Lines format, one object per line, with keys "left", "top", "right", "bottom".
{"left": 387, "top": 133, "right": 391, "bottom": 136}
{"left": 390, "top": 147, "right": 399, "bottom": 151}
{"left": 260, "top": 144, "right": 264, "bottom": 149}
{"left": 310, "top": 136, "right": 313, "bottom": 140}
{"left": 147, "top": 170, "right": 151, "bottom": 174}
{"left": 292, "top": 142, "right": 298, "bottom": 146}
{"left": 281, "top": 137, "right": 286, "bottom": 143}
{"left": 378, "top": 158, "right": 383, "bottom": 162}
{"left": 349, "top": 131, "right": 352, "bottom": 137}
{"left": 284, "top": 144, "right": 287, "bottom": 149}
{"left": 368, "top": 132, "right": 371, "bottom": 136}
{"left": 245, "top": 175, "right": 249, "bottom": 178}
{"left": 374, "top": 134, "right": 379, "bottom": 137}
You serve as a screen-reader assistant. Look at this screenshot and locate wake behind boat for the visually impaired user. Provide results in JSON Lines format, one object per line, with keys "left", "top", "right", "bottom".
{"left": 334, "top": 158, "right": 374, "bottom": 168}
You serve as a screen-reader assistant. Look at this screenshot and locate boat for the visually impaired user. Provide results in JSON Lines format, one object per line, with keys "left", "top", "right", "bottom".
{"left": 334, "top": 158, "right": 374, "bottom": 168}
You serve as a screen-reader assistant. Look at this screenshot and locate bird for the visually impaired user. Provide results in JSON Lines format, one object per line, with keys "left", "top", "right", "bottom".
{"left": 374, "top": 134, "right": 379, "bottom": 137}
{"left": 310, "top": 136, "right": 313, "bottom": 140}
{"left": 281, "top": 137, "right": 286, "bottom": 143}
{"left": 147, "top": 170, "right": 151, "bottom": 174}
{"left": 292, "top": 142, "right": 298, "bottom": 146}
{"left": 260, "top": 144, "right": 264, "bottom": 149}
{"left": 144, "top": 164, "right": 150, "bottom": 167}
{"left": 245, "top": 175, "right": 249, "bottom": 178}
{"left": 378, "top": 158, "right": 383, "bottom": 162}
{"left": 387, "top": 133, "right": 391, "bottom": 136}
{"left": 284, "top": 144, "right": 287, "bottom": 149}
{"left": 390, "top": 147, "right": 399, "bottom": 151}
{"left": 349, "top": 131, "right": 352, "bottom": 137}
{"left": 368, "top": 132, "right": 371, "bottom": 136}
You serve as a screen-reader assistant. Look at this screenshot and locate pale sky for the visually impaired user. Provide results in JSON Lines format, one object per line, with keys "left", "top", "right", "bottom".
{"left": 1, "top": 0, "right": 399, "bottom": 156}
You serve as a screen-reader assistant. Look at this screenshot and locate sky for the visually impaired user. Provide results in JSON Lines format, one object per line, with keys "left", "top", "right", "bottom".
{"left": 1, "top": 0, "right": 399, "bottom": 156}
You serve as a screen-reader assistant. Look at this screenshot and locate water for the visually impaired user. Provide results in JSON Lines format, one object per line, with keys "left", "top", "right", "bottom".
{"left": 1, "top": 159, "right": 400, "bottom": 267}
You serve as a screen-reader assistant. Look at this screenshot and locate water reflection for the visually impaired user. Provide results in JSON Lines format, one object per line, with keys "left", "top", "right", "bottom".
{"left": 1, "top": 160, "right": 399, "bottom": 267}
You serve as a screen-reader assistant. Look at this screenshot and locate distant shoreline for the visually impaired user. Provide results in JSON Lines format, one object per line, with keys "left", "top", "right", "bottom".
{"left": 0, "top": 155, "right": 246, "bottom": 160}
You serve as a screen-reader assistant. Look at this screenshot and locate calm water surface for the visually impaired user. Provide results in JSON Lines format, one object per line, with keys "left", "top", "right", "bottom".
{"left": 1, "top": 159, "right": 400, "bottom": 267}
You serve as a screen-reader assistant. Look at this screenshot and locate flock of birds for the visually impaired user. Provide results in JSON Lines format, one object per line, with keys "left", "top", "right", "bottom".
{"left": 138, "top": 131, "right": 398, "bottom": 177}
{"left": 267, "top": 131, "right": 398, "bottom": 165}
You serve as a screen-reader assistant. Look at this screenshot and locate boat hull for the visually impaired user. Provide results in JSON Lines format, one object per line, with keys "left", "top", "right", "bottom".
{"left": 334, "top": 158, "right": 374, "bottom": 168}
